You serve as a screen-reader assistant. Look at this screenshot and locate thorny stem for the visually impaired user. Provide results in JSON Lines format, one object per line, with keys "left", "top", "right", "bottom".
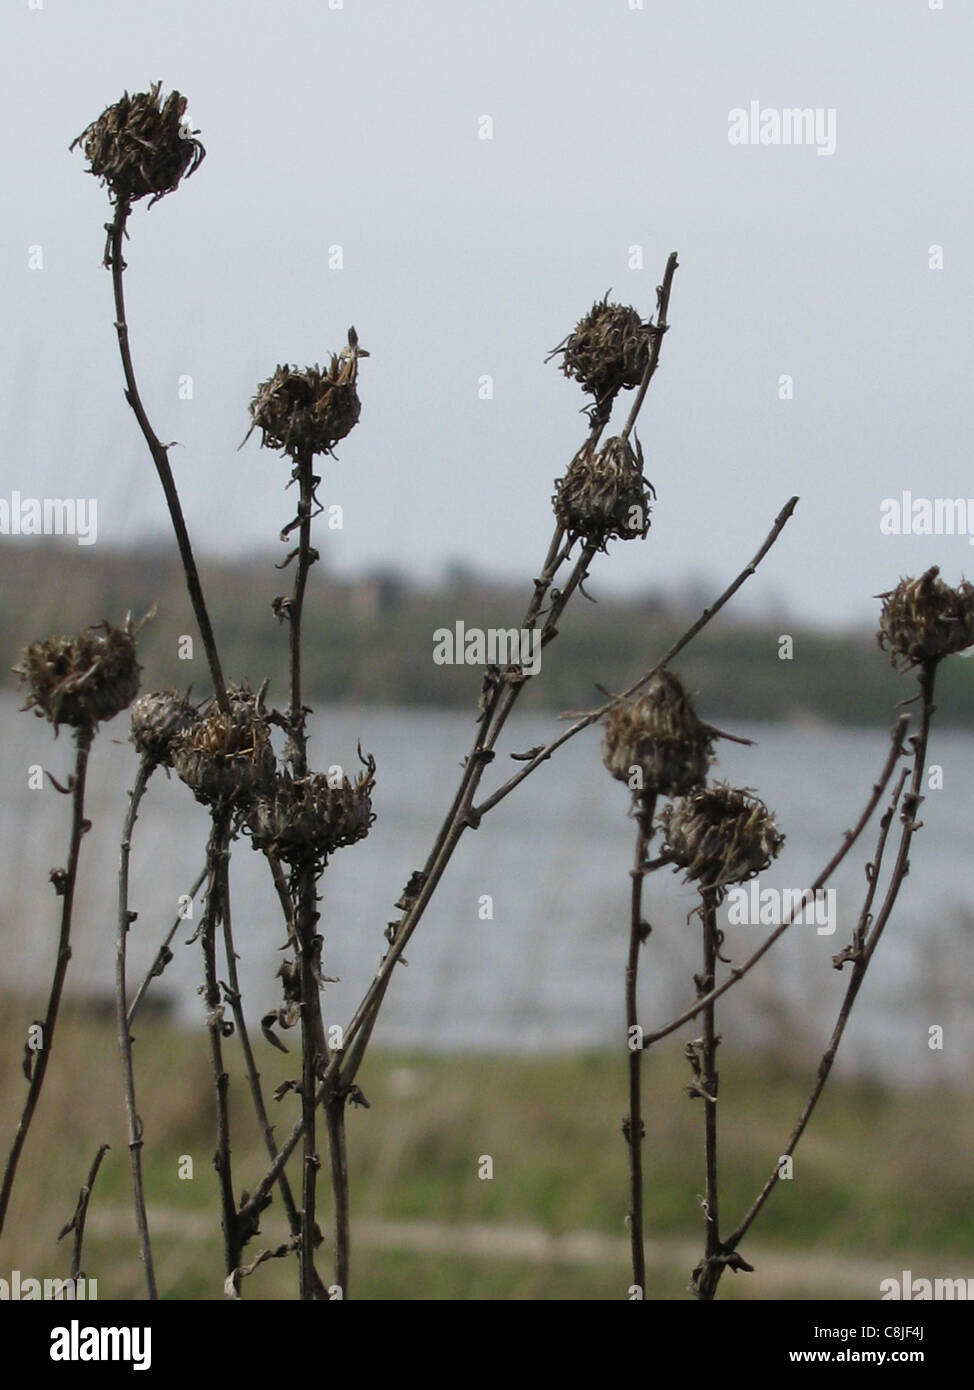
{"left": 107, "top": 204, "right": 229, "bottom": 713}
{"left": 642, "top": 713, "right": 912, "bottom": 1049}
{"left": 691, "top": 888, "right": 722, "bottom": 1301}
{"left": 715, "top": 666, "right": 938, "bottom": 1285}
{"left": 0, "top": 727, "right": 93, "bottom": 1240}
{"left": 288, "top": 452, "right": 317, "bottom": 774}
{"left": 625, "top": 792, "right": 656, "bottom": 1293}
{"left": 201, "top": 811, "right": 240, "bottom": 1277}
{"left": 285, "top": 449, "right": 330, "bottom": 1299}
{"left": 297, "top": 867, "right": 324, "bottom": 1301}
{"left": 116, "top": 757, "right": 158, "bottom": 1298}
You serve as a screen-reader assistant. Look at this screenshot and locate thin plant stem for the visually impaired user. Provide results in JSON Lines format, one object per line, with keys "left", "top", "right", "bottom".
{"left": 620, "top": 252, "right": 679, "bottom": 441}
{"left": 625, "top": 791, "right": 656, "bottom": 1292}
{"left": 127, "top": 865, "right": 208, "bottom": 1026}
{"left": 107, "top": 204, "right": 228, "bottom": 713}
{"left": 283, "top": 449, "right": 331, "bottom": 1299}
{"left": 240, "top": 491, "right": 800, "bottom": 1228}
{"left": 691, "top": 887, "right": 722, "bottom": 1301}
{"left": 718, "top": 665, "right": 937, "bottom": 1279}
{"left": 474, "top": 495, "right": 800, "bottom": 820}
{"left": 58, "top": 1143, "right": 110, "bottom": 1282}
{"left": 724, "top": 768, "right": 910, "bottom": 1262}
{"left": 643, "top": 713, "right": 911, "bottom": 1049}
{"left": 201, "top": 811, "right": 240, "bottom": 1277}
{"left": 217, "top": 834, "right": 305, "bottom": 1256}
{"left": 297, "top": 866, "right": 324, "bottom": 1301}
{"left": 324, "top": 1097, "right": 350, "bottom": 1297}
{"left": 287, "top": 452, "right": 316, "bottom": 774}
{"left": 0, "top": 727, "right": 93, "bottom": 1239}
{"left": 116, "top": 756, "right": 158, "bottom": 1298}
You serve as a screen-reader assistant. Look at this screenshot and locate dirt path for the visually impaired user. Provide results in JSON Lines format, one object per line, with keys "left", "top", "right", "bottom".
{"left": 90, "top": 1206, "right": 971, "bottom": 1298}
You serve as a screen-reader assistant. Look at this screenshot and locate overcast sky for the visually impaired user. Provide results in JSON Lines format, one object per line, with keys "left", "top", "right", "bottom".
{"left": 2, "top": 0, "right": 972, "bottom": 625}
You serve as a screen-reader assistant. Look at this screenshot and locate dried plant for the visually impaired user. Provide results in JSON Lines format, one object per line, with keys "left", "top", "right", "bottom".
{"left": 0, "top": 80, "right": 961, "bottom": 1312}
{"left": 659, "top": 782, "right": 785, "bottom": 900}
{"left": 16, "top": 619, "right": 140, "bottom": 732}
{"left": 602, "top": 670, "right": 713, "bottom": 797}
{"left": 548, "top": 294, "right": 655, "bottom": 427}
{"left": 876, "top": 565, "right": 974, "bottom": 669}
{"left": 553, "top": 434, "right": 654, "bottom": 549}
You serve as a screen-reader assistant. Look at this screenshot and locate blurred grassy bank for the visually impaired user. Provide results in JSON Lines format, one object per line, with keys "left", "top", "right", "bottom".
{"left": 0, "top": 998, "right": 971, "bottom": 1299}
{"left": 3, "top": 542, "right": 973, "bottom": 725}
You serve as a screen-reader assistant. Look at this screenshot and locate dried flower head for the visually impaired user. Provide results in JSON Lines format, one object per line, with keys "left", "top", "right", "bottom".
{"left": 171, "top": 683, "right": 274, "bottom": 806}
{"left": 876, "top": 567, "right": 974, "bottom": 670}
{"left": 659, "top": 782, "right": 784, "bottom": 898}
{"left": 245, "top": 333, "right": 366, "bottom": 460}
{"left": 602, "top": 671, "right": 713, "bottom": 798}
{"left": 553, "top": 435, "right": 653, "bottom": 549}
{"left": 16, "top": 619, "right": 140, "bottom": 732}
{"left": 549, "top": 296, "right": 653, "bottom": 412}
{"left": 130, "top": 690, "right": 197, "bottom": 767}
{"left": 248, "top": 751, "right": 376, "bottom": 869}
{"left": 70, "top": 82, "right": 204, "bottom": 207}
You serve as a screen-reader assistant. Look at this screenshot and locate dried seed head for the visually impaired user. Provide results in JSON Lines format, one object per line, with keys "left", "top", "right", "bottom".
{"left": 553, "top": 435, "right": 654, "bottom": 549}
{"left": 659, "top": 782, "right": 784, "bottom": 898}
{"left": 171, "top": 683, "right": 274, "bottom": 807}
{"left": 246, "top": 338, "right": 365, "bottom": 460}
{"left": 248, "top": 751, "right": 376, "bottom": 868}
{"left": 876, "top": 567, "right": 974, "bottom": 670}
{"left": 130, "top": 690, "right": 197, "bottom": 766}
{"left": 602, "top": 671, "right": 713, "bottom": 797}
{"left": 70, "top": 83, "right": 204, "bottom": 207}
{"left": 550, "top": 296, "right": 653, "bottom": 410}
{"left": 15, "top": 619, "right": 140, "bottom": 732}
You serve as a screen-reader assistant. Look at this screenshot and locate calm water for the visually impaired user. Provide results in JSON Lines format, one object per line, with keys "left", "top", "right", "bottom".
{"left": 2, "top": 694, "right": 973, "bottom": 1081}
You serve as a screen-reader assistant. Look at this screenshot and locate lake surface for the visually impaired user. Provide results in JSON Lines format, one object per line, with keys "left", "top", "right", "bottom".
{"left": 2, "top": 694, "right": 973, "bottom": 1081}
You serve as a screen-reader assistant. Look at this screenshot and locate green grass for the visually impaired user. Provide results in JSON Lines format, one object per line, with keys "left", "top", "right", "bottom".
{"left": 1, "top": 1000, "right": 972, "bottom": 1299}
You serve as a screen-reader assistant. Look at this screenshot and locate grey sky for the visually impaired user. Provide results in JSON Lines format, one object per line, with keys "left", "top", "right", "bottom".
{"left": 2, "top": 0, "right": 972, "bottom": 624}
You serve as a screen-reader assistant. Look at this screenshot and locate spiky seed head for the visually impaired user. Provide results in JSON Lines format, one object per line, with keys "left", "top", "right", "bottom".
{"left": 876, "top": 567, "right": 974, "bottom": 670}
{"left": 659, "top": 782, "right": 784, "bottom": 899}
{"left": 553, "top": 435, "right": 653, "bottom": 549}
{"left": 171, "top": 683, "right": 274, "bottom": 807}
{"left": 248, "top": 751, "right": 376, "bottom": 869}
{"left": 247, "top": 352, "right": 362, "bottom": 460}
{"left": 130, "top": 690, "right": 197, "bottom": 766}
{"left": 70, "top": 83, "right": 204, "bottom": 207}
{"left": 551, "top": 296, "right": 653, "bottom": 408}
{"left": 602, "top": 671, "right": 712, "bottom": 797}
{"left": 16, "top": 619, "right": 140, "bottom": 732}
